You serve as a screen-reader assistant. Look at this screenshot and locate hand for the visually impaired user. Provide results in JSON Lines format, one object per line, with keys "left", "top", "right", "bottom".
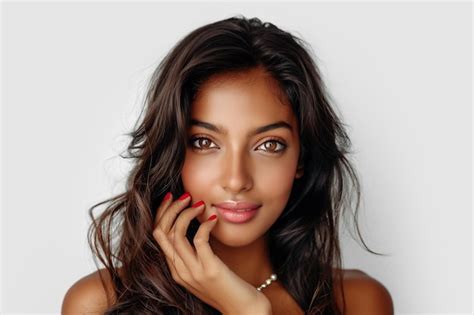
{"left": 152, "top": 192, "right": 272, "bottom": 315}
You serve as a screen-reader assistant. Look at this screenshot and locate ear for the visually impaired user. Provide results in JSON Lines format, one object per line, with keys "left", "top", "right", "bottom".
{"left": 295, "top": 164, "right": 304, "bottom": 179}
{"left": 295, "top": 146, "right": 305, "bottom": 179}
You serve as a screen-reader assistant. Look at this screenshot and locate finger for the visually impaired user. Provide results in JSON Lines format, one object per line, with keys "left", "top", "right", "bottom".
{"left": 164, "top": 255, "right": 221, "bottom": 310}
{"left": 153, "top": 227, "right": 195, "bottom": 285}
{"left": 171, "top": 200, "right": 206, "bottom": 268}
{"left": 159, "top": 192, "right": 192, "bottom": 233}
{"left": 155, "top": 224, "right": 221, "bottom": 311}
{"left": 163, "top": 250, "right": 197, "bottom": 290}
{"left": 193, "top": 213, "right": 219, "bottom": 264}
{"left": 154, "top": 192, "right": 173, "bottom": 228}
{"left": 153, "top": 227, "right": 176, "bottom": 261}
{"left": 155, "top": 226, "right": 212, "bottom": 304}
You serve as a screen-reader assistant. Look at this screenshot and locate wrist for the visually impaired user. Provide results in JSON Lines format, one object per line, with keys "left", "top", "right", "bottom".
{"left": 258, "top": 301, "right": 272, "bottom": 315}
{"left": 254, "top": 293, "right": 272, "bottom": 315}
{"left": 222, "top": 301, "right": 272, "bottom": 315}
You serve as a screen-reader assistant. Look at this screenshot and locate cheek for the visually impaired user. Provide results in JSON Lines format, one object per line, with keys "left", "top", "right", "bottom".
{"left": 181, "top": 154, "right": 219, "bottom": 223}
{"left": 256, "top": 156, "right": 297, "bottom": 190}
{"left": 258, "top": 163, "right": 296, "bottom": 214}
{"left": 181, "top": 154, "right": 213, "bottom": 196}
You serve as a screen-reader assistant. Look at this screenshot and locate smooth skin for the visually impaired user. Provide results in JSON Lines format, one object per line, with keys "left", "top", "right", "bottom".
{"left": 61, "top": 267, "right": 394, "bottom": 314}
{"left": 180, "top": 67, "right": 304, "bottom": 298}
{"left": 62, "top": 67, "right": 394, "bottom": 314}
{"left": 152, "top": 192, "right": 272, "bottom": 314}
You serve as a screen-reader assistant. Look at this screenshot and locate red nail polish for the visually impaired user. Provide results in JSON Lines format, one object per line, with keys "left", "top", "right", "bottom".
{"left": 192, "top": 200, "right": 205, "bottom": 208}
{"left": 178, "top": 192, "right": 190, "bottom": 200}
{"left": 163, "top": 192, "right": 172, "bottom": 201}
{"left": 207, "top": 214, "right": 217, "bottom": 221}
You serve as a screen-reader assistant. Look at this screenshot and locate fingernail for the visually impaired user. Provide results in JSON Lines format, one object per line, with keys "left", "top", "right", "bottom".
{"left": 207, "top": 214, "right": 217, "bottom": 221}
{"left": 163, "top": 192, "right": 172, "bottom": 201}
{"left": 178, "top": 192, "right": 190, "bottom": 201}
{"left": 192, "top": 200, "right": 205, "bottom": 208}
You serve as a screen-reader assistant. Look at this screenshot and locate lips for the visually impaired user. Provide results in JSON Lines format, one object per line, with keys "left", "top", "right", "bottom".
{"left": 212, "top": 201, "right": 261, "bottom": 223}
{"left": 214, "top": 206, "right": 261, "bottom": 223}
{"left": 213, "top": 201, "right": 261, "bottom": 211}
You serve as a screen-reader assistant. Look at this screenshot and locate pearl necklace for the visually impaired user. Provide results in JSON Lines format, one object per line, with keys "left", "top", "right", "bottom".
{"left": 256, "top": 273, "right": 278, "bottom": 291}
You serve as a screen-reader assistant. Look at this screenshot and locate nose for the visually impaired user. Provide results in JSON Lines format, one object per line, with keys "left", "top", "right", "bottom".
{"left": 220, "top": 148, "right": 254, "bottom": 194}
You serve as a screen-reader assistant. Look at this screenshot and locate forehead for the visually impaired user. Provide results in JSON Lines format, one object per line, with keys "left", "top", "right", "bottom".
{"left": 190, "top": 68, "right": 297, "bottom": 129}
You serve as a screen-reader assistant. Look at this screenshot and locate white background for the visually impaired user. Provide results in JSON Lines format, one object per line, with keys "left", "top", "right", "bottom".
{"left": 1, "top": 1, "right": 472, "bottom": 314}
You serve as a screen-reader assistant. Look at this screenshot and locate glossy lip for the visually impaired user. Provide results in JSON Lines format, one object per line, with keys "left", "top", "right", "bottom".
{"left": 213, "top": 200, "right": 261, "bottom": 211}
{"left": 215, "top": 206, "right": 261, "bottom": 223}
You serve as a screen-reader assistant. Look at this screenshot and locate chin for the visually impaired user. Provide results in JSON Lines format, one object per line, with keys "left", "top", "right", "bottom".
{"left": 195, "top": 209, "right": 269, "bottom": 247}
{"left": 209, "top": 223, "right": 263, "bottom": 247}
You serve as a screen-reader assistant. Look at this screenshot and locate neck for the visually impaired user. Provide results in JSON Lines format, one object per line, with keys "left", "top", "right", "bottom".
{"left": 209, "top": 232, "right": 275, "bottom": 288}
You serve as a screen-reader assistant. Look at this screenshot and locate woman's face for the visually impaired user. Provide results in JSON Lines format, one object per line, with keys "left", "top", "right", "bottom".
{"left": 181, "top": 67, "right": 303, "bottom": 247}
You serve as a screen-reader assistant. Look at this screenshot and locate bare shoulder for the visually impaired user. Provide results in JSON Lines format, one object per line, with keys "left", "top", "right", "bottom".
{"left": 61, "top": 268, "right": 119, "bottom": 314}
{"left": 333, "top": 268, "right": 394, "bottom": 315}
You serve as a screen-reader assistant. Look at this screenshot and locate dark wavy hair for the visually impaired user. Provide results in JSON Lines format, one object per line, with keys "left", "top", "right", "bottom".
{"left": 87, "top": 15, "right": 384, "bottom": 314}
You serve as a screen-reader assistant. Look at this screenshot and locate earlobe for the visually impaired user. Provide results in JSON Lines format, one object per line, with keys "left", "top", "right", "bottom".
{"left": 295, "top": 166, "right": 304, "bottom": 179}
{"left": 296, "top": 148, "right": 304, "bottom": 179}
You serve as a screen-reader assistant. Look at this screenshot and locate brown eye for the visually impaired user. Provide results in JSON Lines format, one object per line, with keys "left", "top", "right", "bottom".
{"left": 189, "top": 136, "right": 218, "bottom": 151}
{"left": 189, "top": 136, "right": 287, "bottom": 154}
{"left": 264, "top": 142, "right": 277, "bottom": 151}
{"left": 257, "top": 139, "right": 287, "bottom": 154}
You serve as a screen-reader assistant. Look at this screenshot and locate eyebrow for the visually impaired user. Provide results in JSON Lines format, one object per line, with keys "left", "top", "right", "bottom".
{"left": 189, "top": 119, "right": 293, "bottom": 136}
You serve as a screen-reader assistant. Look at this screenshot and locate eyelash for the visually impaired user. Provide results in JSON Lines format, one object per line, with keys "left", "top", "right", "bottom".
{"left": 188, "top": 135, "right": 287, "bottom": 154}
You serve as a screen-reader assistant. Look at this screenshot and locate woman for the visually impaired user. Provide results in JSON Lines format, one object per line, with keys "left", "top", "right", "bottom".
{"left": 62, "top": 16, "right": 393, "bottom": 314}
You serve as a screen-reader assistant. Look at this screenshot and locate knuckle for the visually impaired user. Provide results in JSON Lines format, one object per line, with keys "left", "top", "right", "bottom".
{"left": 193, "top": 236, "right": 206, "bottom": 246}
{"left": 174, "top": 197, "right": 191, "bottom": 210}
{"left": 153, "top": 228, "right": 164, "bottom": 240}
{"left": 180, "top": 271, "right": 193, "bottom": 283}
{"left": 179, "top": 207, "right": 194, "bottom": 218}
{"left": 168, "top": 233, "right": 175, "bottom": 242}
{"left": 160, "top": 204, "right": 184, "bottom": 222}
{"left": 169, "top": 265, "right": 183, "bottom": 282}
{"left": 203, "top": 267, "right": 219, "bottom": 280}
{"left": 191, "top": 270, "right": 204, "bottom": 282}
{"left": 174, "top": 209, "right": 194, "bottom": 229}
{"left": 188, "top": 264, "right": 204, "bottom": 281}
{"left": 156, "top": 203, "right": 171, "bottom": 219}
{"left": 156, "top": 204, "right": 166, "bottom": 217}
{"left": 171, "top": 272, "right": 183, "bottom": 285}
{"left": 168, "top": 204, "right": 181, "bottom": 217}
{"left": 173, "top": 217, "right": 184, "bottom": 230}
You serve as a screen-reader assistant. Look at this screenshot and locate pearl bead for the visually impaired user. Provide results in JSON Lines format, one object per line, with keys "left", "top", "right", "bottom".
{"left": 255, "top": 273, "right": 278, "bottom": 291}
